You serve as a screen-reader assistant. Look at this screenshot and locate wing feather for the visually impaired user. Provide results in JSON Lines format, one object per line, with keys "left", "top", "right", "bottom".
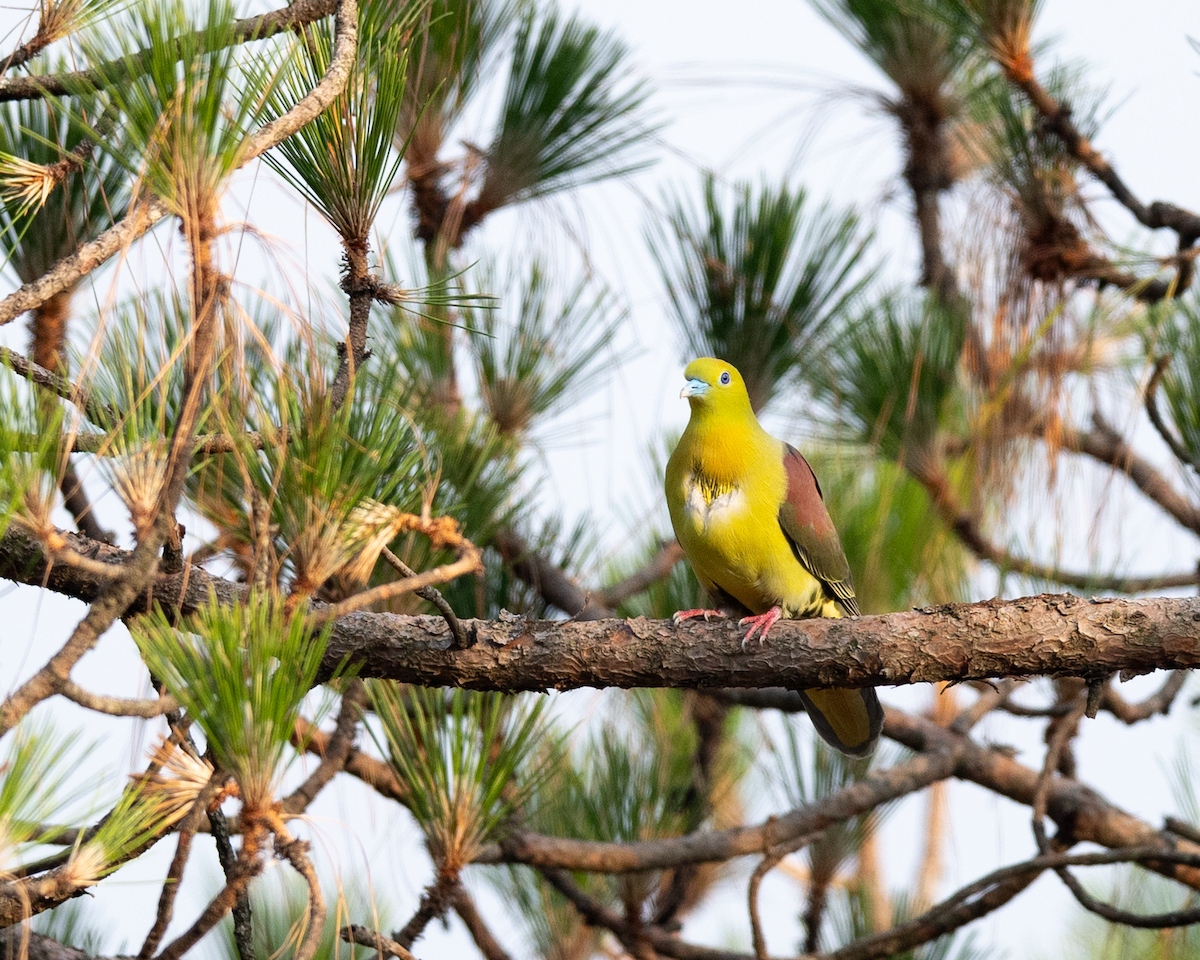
{"left": 777, "top": 444, "right": 860, "bottom": 617}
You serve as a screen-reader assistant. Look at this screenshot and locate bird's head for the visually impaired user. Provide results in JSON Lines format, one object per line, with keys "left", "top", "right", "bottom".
{"left": 679, "top": 358, "right": 754, "bottom": 419}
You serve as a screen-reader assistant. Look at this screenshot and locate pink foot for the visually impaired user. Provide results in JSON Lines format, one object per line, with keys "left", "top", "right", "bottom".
{"left": 738, "top": 606, "right": 782, "bottom": 648}
{"left": 672, "top": 608, "right": 725, "bottom": 626}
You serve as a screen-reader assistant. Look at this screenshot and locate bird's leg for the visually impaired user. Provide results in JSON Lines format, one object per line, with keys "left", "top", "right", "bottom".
{"left": 672, "top": 608, "right": 726, "bottom": 626}
{"left": 738, "top": 606, "right": 782, "bottom": 648}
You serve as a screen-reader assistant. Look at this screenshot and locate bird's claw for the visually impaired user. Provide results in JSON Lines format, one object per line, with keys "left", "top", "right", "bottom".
{"left": 672, "top": 608, "right": 724, "bottom": 626}
{"left": 738, "top": 607, "right": 782, "bottom": 649}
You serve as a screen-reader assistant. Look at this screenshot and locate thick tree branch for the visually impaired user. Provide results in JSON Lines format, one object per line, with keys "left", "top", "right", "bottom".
{"left": 5, "top": 527, "right": 1200, "bottom": 694}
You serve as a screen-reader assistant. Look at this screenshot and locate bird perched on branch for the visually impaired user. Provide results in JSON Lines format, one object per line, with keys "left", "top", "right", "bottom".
{"left": 665, "top": 357, "right": 883, "bottom": 756}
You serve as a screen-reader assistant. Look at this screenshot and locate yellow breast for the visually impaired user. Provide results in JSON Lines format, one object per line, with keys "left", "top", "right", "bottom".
{"left": 670, "top": 457, "right": 827, "bottom": 618}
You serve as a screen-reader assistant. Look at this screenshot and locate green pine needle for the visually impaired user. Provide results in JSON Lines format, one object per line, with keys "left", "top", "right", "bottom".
{"left": 133, "top": 593, "right": 334, "bottom": 812}
{"left": 367, "top": 683, "right": 558, "bottom": 870}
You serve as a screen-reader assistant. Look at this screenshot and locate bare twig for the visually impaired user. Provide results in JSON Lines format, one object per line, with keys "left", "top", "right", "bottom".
{"left": 281, "top": 680, "right": 365, "bottom": 815}
{"left": 749, "top": 832, "right": 815, "bottom": 960}
{"left": 137, "top": 776, "right": 223, "bottom": 958}
{"left": 271, "top": 823, "right": 326, "bottom": 960}
{"left": 57, "top": 679, "right": 177, "bottom": 717}
{"left": 381, "top": 547, "right": 467, "bottom": 648}
{"left": 340, "top": 925, "right": 419, "bottom": 960}
{"left": 998, "top": 60, "right": 1200, "bottom": 247}
{"left": 1060, "top": 416, "right": 1200, "bottom": 537}
{"left": 451, "top": 886, "right": 513, "bottom": 960}
{"left": 209, "top": 806, "right": 253, "bottom": 960}
{"left": 1145, "top": 355, "right": 1200, "bottom": 472}
{"left": 393, "top": 873, "right": 460, "bottom": 951}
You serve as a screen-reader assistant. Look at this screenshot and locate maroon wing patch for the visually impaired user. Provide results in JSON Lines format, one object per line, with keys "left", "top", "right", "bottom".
{"left": 778, "top": 444, "right": 860, "bottom": 617}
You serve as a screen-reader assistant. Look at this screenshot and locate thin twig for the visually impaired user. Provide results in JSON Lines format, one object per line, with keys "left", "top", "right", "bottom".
{"left": 392, "top": 872, "right": 460, "bottom": 951}
{"left": 57, "top": 679, "right": 177, "bottom": 717}
{"left": 281, "top": 680, "right": 365, "bottom": 815}
{"left": 0, "top": 346, "right": 116, "bottom": 426}
{"left": 451, "top": 885, "right": 513, "bottom": 960}
{"left": 749, "top": 831, "right": 815, "bottom": 960}
{"left": 209, "top": 806, "right": 253, "bottom": 960}
{"left": 340, "top": 925, "right": 419, "bottom": 960}
{"left": 270, "top": 821, "right": 326, "bottom": 960}
{"left": 381, "top": 547, "right": 467, "bottom": 647}
{"left": 321, "top": 532, "right": 482, "bottom": 620}
{"left": 1145, "top": 355, "right": 1200, "bottom": 473}
{"left": 137, "top": 775, "right": 223, "bottom": 958}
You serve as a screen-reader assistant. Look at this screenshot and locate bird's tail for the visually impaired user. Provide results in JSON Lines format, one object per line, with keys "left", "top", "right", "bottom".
{"left": 798, "top": 687, "right": 883, "bottom": 757}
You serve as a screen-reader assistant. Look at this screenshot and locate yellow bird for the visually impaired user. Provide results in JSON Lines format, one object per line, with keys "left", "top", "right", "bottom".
{"left": 664, "top": 357, "right": 883, "bottom": 756}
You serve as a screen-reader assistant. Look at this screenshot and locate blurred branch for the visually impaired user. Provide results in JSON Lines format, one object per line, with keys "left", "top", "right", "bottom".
{"left": 911, "top": 461, "right": 1197, "bottom": 591}
{"left": 1101, "top": 671, "right": 1187, "bottom": 724}
{"left": 493, "top": 527, "right": 613, "bottom": 618}
{"left": 732, "top": 693, "right": 1200, "bottom": 895}
{"left": 0, "top": 346, "right": 117, "bottom": 427}
{"left": 293, "top": 715, "right": 406, "bottom": 802}
{"left": 1058, "top": 415, "right": 1200, "bottom": 536}
{"left": 281, "top": 679, "right": 365, "bottom": 815}
{"left": 483, "top": 752, "right": 960, "bottom": 872}
{"left": 1145, "top": 355, "right": 1200, "bottom": 472}
{"left": 601, "top": 540, "right": 685, "bottom": 607}
{"left": 451, "top": 886, "right": 514, "bottom": 960}
{"left": 340, "top": 924, "right": 420, "bottom": 960}
{"left": 998, "top": 60, "right": 1200, "bottom": 252}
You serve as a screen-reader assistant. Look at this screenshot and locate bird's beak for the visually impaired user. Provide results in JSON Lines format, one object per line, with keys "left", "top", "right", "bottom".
{"left": 680, "top": 378, "right": 708, "bottom": 399}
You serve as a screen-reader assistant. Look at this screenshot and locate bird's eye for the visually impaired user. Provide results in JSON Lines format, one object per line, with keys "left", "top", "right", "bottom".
{"left": 719, "top": 371, "right": 731, "bottom": 385}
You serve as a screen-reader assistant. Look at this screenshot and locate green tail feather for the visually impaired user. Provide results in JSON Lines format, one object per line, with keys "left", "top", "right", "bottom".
{"left": 798, "top": 687, "right": 883, "bottom": 757}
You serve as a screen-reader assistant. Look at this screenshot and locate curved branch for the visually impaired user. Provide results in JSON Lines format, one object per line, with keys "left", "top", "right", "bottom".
{"left": 480, "top": 751, "right": 957, "bottom": 873}
{"left": 912, "top": 463, "right": 1196, "bottom": 592}
{"left": 0, "top": 346, "right": 116, "bottom": 426}
{"left": 1059, "top": 416, "right": 1200, "bottom": 537}
{"left": 1145, "top": 355, "right": 1200, "bottom": 473}
{"left": 0, "top": 0, "right": 340, "bottom": 103}
{"left": 1000, "top": 64, "right": 1200, "bottom": 247}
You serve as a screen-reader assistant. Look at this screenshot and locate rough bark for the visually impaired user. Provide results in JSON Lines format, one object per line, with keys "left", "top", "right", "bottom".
{"left": 3, "top": 527, "right": 1200, "bottom": 693}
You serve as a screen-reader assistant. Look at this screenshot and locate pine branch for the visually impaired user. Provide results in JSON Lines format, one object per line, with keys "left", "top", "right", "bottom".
{"left": 5, "top": 525, "right": 1200, "bottom": 696}
{"left": 911, "top": 462, "right": 1197, "bottom": 592}
{"left": 0, "top": 0, "right": 358, "bottom": 332}
{"left": 0, "top": 0, "right": 341, "bottom": 103}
